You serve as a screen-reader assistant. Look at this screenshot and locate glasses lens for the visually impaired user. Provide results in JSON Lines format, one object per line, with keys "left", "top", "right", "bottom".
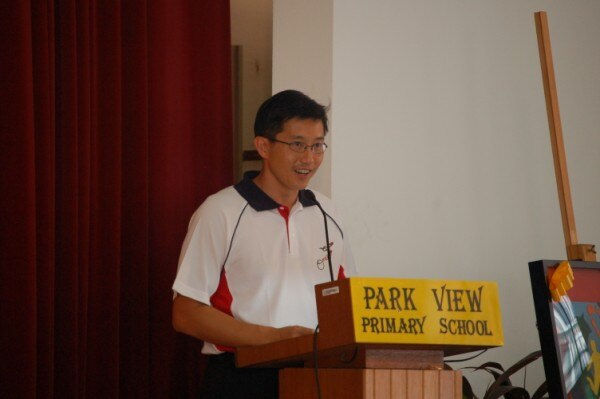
{"left": 312, "top": 143, "right": 327, "bottom": 154}
{"left": 289, "top": 142, "right": 306, "bottom": 152}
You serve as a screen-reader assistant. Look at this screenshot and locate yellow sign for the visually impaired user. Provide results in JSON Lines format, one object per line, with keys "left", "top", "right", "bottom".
{"left": 348, "top": 277, "right": 504, "bottom": 346}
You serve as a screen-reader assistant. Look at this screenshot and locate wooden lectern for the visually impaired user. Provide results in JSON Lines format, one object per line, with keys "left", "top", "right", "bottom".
{"left": 237, "top": 278, "right": 504, "bottom": 398}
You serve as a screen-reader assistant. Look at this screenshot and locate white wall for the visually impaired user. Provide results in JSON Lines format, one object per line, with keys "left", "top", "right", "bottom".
{"left": 332, "top": 0, "right": 599, "bottom": 393}
{"left": 272, "top": 0, "right": 333, "bottom": 196}
{"left": 274, "top": 0, "right": 600, "bottom": 394}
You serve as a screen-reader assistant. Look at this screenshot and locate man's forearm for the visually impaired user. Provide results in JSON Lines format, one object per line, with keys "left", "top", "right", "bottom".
{"left": 172, "top": 295, "right": 312, "bottom": 347}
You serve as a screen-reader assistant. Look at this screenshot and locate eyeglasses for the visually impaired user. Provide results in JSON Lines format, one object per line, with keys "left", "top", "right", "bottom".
{"left": 270, "top": 138, "right": 328, "bottom": 154}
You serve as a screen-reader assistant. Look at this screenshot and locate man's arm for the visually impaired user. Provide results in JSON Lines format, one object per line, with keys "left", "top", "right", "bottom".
{"left": 172, "top": 294, "right": 313, "bottom": 347}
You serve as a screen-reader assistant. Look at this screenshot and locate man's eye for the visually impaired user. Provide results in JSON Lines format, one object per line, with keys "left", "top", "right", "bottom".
{"left": 313, "top": 143, "right": 323, "bottom": 150}
{"left": 290, "top": 142, "right": 305, "bottom": 150}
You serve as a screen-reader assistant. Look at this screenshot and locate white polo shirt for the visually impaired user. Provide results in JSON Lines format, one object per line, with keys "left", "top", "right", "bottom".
{"left": 172, "top": 171, "right": 357, "bottom": 354}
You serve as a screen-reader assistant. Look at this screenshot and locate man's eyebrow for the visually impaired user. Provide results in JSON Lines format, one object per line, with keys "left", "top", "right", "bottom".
{"left": 290, "top": 135, "right": 325, "bottom": 141}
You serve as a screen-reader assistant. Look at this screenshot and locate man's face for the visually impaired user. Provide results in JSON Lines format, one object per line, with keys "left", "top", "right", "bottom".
{"left": 257, "top": 117, "right": 325, "bottom": 195}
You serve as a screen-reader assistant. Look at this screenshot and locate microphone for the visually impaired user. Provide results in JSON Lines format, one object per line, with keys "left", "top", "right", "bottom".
{"left": 303, "top": 190, "right": 334, "bottom": 281}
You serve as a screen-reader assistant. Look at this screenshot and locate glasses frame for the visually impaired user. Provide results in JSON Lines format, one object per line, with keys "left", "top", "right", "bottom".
{"left": 269, "top": 138, "right": 328, "bottom": 154}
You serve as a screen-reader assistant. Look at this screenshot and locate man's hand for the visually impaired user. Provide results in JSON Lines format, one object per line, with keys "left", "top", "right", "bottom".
{"left": 275, "top": 325, "right": 314, "bottom": 341}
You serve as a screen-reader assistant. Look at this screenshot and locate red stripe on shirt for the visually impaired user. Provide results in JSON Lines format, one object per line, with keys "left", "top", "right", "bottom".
{"left": 210, "top": 269, "right": 235, "bottom": 352}
{"left": 277, "top": 205, "right": 290, "bottom": 250}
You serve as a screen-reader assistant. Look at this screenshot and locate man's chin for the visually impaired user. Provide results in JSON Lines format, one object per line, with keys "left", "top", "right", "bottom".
{"left": 293, "top": 173, "right": 312, "bottom": 186}
{"left": 297, "top": 178, "right": 313, "bottom": 190}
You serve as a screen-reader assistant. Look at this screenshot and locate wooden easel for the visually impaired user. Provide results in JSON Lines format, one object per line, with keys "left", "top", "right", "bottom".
{"left": 534, "top": 11, "right": 597, "bottom": 262}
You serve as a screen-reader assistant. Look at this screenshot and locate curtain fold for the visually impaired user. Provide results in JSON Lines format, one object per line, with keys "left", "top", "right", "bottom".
{"left": 1, "top": 2, "right": 39, "bottom": 398}
{"left": 0, "top": 1, "right": 232, "bottom": 397}
{"left": 31, "top": 1, "right": 57, "bottom": 396}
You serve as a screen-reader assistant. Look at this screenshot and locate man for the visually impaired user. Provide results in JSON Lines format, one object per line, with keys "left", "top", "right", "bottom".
{"left": 172, "top": 90, "right": 356, "bottom": 398}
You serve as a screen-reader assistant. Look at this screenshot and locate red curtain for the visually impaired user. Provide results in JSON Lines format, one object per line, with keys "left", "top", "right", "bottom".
{"left": 0, "top": 1, "right": 233, "bottom": 397}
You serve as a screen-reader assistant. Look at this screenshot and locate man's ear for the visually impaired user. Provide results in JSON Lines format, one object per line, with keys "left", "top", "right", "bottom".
{"left": 254, "top": 136, "right": 270, "bottom": 159}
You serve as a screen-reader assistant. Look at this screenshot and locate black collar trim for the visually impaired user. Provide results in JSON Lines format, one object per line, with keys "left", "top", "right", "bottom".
{"left": 234, "top": 171, "right": 317, "bottom": 211}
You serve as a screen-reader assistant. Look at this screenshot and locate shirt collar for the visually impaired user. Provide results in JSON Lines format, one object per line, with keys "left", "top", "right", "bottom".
{"left": 234, "top": 171, "right": 317, "bottom": 211}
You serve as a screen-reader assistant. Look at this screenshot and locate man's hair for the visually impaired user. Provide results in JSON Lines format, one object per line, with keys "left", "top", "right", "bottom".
{"left": 254, "top": 90, "right": 329, "bottom": 139}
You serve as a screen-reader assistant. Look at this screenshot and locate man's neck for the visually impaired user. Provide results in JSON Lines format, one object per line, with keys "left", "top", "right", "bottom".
{"left": 252, "top": 172, "right": 297, "bottom": 209}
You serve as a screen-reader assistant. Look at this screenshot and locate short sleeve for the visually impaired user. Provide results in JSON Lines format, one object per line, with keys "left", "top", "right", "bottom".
{"left": 172, "top": 196, "right": 230, "bottom": 304}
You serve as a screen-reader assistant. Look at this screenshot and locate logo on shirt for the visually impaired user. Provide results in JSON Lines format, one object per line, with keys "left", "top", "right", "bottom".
{"left": 316, "top": 241, "right": 334, "bottom": 270}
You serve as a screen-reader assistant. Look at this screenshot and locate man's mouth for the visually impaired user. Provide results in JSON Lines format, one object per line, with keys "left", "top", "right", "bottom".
{"left": 295, "top": 169, "right": 311, "bottom": 175}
